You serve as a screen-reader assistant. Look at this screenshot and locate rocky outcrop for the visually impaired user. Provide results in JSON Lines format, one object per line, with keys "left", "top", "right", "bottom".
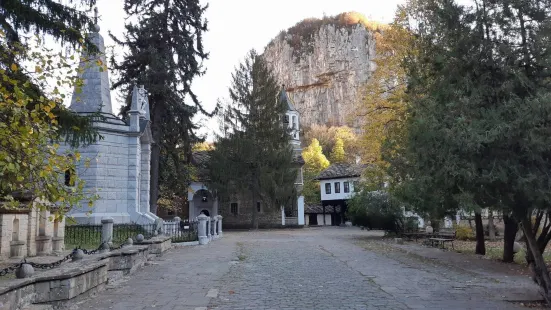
{"left": 263, "top": 12, "right": 381, "bottom": 129}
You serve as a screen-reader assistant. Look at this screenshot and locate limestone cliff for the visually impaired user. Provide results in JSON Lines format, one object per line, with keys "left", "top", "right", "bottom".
{"left": 263, "top": 12, "right": 382, "bottom": 129}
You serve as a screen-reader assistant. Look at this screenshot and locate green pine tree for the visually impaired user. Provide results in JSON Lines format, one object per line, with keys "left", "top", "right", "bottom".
{"left": 111, "top": 0, "right": 211, "bottom": 213}
{"left": 208, "top": 49, "right": 298, "bottom": 229}
{"left": 394, "top": 0, "right": 551, "bottom": 298}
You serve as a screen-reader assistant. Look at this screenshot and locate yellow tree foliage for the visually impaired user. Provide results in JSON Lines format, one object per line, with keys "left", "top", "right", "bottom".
{"left": 302, "top": 138, "right": 330, "bottom": 206}
{"left": 0, "top": 33, "right": 97, "bottom": 220}
{"left": 303, "top": 125, "right": 360, "bottom": 161}
{"left": 330, "top": 138, "right": 346, "bottom": 163}
{"left": 357, "top": 10, "right": 413, "bottom": 167}
{"left": 302, "top": 138, "right": 330, "bottom": 174}
{"left": 192, "top": 141, "right": 214, "bottom": 152}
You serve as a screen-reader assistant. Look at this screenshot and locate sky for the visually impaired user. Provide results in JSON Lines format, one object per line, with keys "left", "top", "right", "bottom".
{"left": 93, "top": 0, "right": 405, "bottom": 140}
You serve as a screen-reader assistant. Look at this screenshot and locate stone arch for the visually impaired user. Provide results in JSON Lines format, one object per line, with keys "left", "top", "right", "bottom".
{"left": 193, "top": 189, "right": 213, "bottom": 218}
{"left": 200, "top": 209, "right": 210, "bottom": 217}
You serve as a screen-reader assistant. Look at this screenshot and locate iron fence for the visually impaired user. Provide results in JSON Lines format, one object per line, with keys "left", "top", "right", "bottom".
{"left": 65, "top": 220, "right": 197, "bottom": 249}
{"left": 64, "top": 224, "right": 102, "bottom": 249}
{"left": 112, "top": 224, "right": 156, "bottom": 246}
{"left": 164, "top": 220, "right": 198, "bottom": 243}
{"left": 210, "top": 219, "right": 215, "bottom": 236}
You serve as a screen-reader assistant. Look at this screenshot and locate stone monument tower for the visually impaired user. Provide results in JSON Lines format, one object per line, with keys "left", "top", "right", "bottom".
{"left": 62, "top": 14, "right": 159, "bottom": 224}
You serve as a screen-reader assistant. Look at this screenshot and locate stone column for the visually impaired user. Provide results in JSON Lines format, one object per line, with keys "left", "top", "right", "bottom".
{"left": 213, "top": 217, "right": 219, "bottom": 239}
{"left": 206, "top": 217, "right": 212, "bottom": 240}
{"left": 52, "top": 218, "right": 65, "bottom": 254}
{"left": 36, "top": 210, "right": 52, "bottom": 256}
{"left": 217, "top": 215, "right": 223, "bottom": 237}
{"left": 297, "top": 196, "right": 305, "bottom": 225}
{"left": 197, "top": 214, "right": 208, "bottom": 245}
{"left": 101, "top": 217, "right": 114, "bottom": 249}
{"left": 281, "top": 207, "right": 286, "bottom": 226}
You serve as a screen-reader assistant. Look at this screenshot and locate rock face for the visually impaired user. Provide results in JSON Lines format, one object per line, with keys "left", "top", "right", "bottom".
{"left": 263, "top": 13, "right": 379, "bottom": 129}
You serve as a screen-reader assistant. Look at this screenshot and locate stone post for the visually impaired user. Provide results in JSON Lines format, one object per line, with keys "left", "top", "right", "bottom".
{"left": 197, "top": 214, "right": 208, "bottom": 245}
{"left": 172, "top": 216, "right": 181, "bottom": 236}
{"left": 217, "top": 215, "right": 223, "bottom": 237}
{"left": 213, "top": 216, "right": 219, "bottom": 239}
{"left": 207, "top": 217, "right": 212, "bottom": 240}
{"left": 101, "top": 217, "right": 114, "bottom": 249}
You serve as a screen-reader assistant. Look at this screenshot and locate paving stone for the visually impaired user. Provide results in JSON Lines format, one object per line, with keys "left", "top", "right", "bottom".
{"left": 66, "top": 229, "right": 532, "bottom": 310}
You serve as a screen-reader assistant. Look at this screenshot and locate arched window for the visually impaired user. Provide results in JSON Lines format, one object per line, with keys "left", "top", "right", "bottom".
{"left": 292, "top": 116, "right": 297, "bottom": 129}
{"left": 64, "top": 155, "right": 75, "bottom": 187}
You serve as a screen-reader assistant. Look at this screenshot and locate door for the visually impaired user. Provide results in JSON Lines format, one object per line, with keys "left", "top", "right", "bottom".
{"left": 309, "top": 214, "right": 318, "bottom": 225}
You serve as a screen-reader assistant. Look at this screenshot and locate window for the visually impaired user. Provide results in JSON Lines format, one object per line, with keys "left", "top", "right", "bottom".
{"left": 64, "top": 155, "right": 75, "bottom": 187}
{"left": 292, "top": 116, "right": 297, "bottom": 129}
{"left": 334, "top": 182, "right": 340, "bottom": 193}
{"left": 230, "top": 203, "right": 238, "bottom": 215}
{"left": 344, "top": 182, "right": 350, "bottom": 193}
{"left": 64, "top": 168, "right": 75, "bottom": 187}
{"left": 257, "top": 201, "right": 261, "bottom": 213}
{"left": 325, "top": 183, "right": 331, "bottom": 194}
{"left": 284, "top": 115, "right": 289, "bottom": 124}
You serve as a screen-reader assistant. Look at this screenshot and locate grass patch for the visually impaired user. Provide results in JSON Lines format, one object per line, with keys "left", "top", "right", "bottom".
{"left": 453, "top": 240, "right": 551, "bottom": 265}
{"left": 238, "top": 254, "right": 247, "bottom": 261}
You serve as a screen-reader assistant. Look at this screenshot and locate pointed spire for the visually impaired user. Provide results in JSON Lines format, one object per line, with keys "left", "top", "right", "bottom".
{"left": 280, "top": 84, "right": 296, "bottom": 111}
{"left": 69, "top": 7, "right": 112, "bottom": 114}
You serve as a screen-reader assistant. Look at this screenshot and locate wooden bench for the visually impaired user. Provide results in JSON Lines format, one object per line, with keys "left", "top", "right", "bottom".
{"left": 428, "top": 237, "right": 455, "bottom": 250}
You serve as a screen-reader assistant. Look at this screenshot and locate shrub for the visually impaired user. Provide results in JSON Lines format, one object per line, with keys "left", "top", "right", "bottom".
{"left": 404, "top": 217, "right": 420, "bottom": 232}
{"left": 455, "top": 225, "right": 475, "bottom": 240}
{"left": 347, "top": 190, "right": 404, "bottom": 233}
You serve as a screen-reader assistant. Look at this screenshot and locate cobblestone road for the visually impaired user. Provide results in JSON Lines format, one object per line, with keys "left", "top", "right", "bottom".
{"left": 70, "top": 228, "right": 533, "bottom": 310}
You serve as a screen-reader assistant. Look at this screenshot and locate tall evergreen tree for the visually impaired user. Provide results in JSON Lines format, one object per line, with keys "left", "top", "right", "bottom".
{"left": 111, "top": 0, "right": 211, "bottom": 213}
{"left": 395, "top": 0, "right": 551, "bottom": 299}
{"left": 208, "top": 50, "right": 298, "bottom": 229}
{"left": 0, "top": 0, "right": 101, "bottom": 148}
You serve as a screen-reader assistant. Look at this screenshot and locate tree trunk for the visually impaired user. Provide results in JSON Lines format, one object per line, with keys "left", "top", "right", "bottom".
{"left": 475, "top": 212, "right": 486, "bottom": 255}
{"left": 503, "top": 214, "right": 518, "bottom": 263}
{"left": 149, "top": 104, "right": 163, "bottom": 215}
{"left": 488, "top": 209, "right": 496, "bottom": 241}
{"left": 521, "top": 217, "right": 551, "bottom": 303}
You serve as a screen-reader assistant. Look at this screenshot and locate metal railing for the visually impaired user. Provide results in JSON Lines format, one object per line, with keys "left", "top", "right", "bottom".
{"left": 65, "top": 224, "right": 102, "bottom": 249}
{"left": 164, "top": 220, "right": 198, "bottom": 243}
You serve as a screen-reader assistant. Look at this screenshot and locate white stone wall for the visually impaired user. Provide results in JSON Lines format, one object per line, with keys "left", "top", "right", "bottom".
{"left": 127, "top": 136, "right": 140, "bottom": 216}
{"left": 64, "top": 127, "right": 140, "bottom": 224}
{"left": 139, "top": 142, "right": 151, "bottom": 214}
{"left": 316, "top": 214, "right": 332, "bottom": 226}
{"left": 320, "top": 177, "right": 360, "bottom": 201}
{"left": 0, "top": 214, "right": 29, "bottom": 259}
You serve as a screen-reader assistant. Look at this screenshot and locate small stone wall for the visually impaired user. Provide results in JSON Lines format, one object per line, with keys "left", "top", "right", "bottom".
{"left": 0, "top": 259, "right": 108, "bottom": 309}
{"left": 0, "top": 234, "right": 174, "bottom": 309}
{"left": 136, "top": 235, "right": 172, "bottom": 254}
{"left": 0, "top": 206, "right": 66, "bottom": 260}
